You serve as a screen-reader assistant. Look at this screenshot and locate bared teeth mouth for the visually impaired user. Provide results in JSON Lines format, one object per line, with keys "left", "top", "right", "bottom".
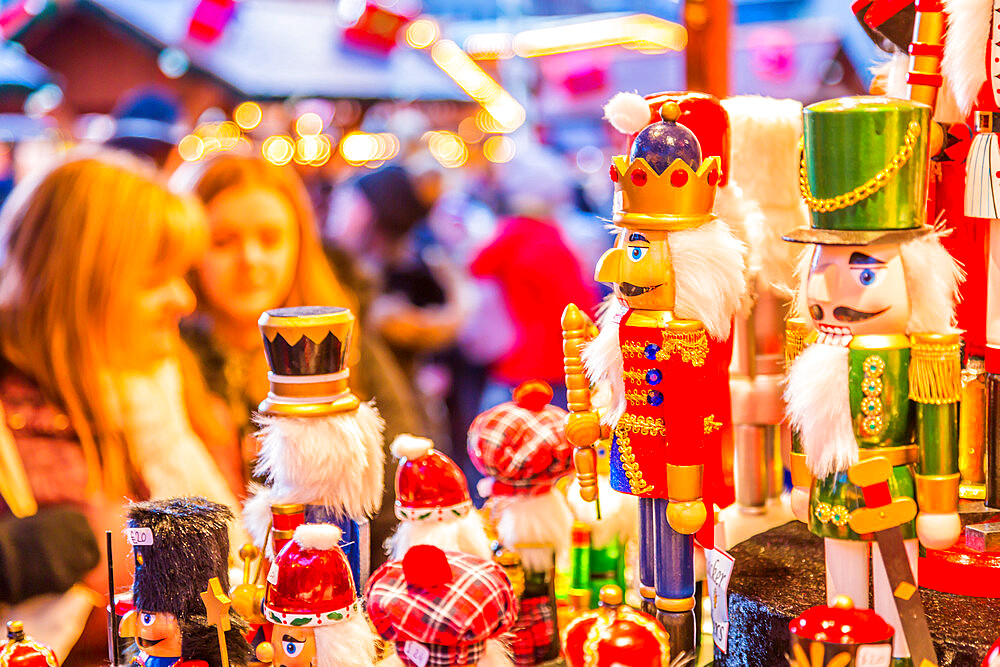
{"left": 620, "top": 282, "right": 660, "bottom": 297}
{"left": 816, "top": 323, "right": 851, "bottom": 335}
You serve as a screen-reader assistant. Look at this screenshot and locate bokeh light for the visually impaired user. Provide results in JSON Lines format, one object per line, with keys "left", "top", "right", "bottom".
{"left": 262, "top": 135, "right": 295, "bottom": 166}
{"left": 178, "top": 135, "right": 205, "bottom": 162}
{"left": 295, "top": 112, "right": 324, "bottom": 137}
{"left": 483, "top": 135, "right": 515, "bottom": 163}
{"left": 233, "top": 102, "right": 262, "bottom": 130}
{"left": 405, "top": 18, "right": 440, "bottom": 49}
{"left": 425, "top": 130, "right": 468, "bottom": 168}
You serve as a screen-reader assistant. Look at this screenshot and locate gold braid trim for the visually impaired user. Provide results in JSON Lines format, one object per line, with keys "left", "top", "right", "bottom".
{"left": 622, "top": 342, "right": 646, "bottom": 358}
{"left": 658, "top": 326, "right": 708, "bottom": 367}
{"left": 622, "top": 369, "right": 648, "bottom": 385}
{"left": 613, "top": 414, "right": 662, "bottom": 494}
{"left": 784, "top": 318, "right": 810, "bottom": 368}
{"left": 908, "top": 333, "right": 961, "bottom": 404}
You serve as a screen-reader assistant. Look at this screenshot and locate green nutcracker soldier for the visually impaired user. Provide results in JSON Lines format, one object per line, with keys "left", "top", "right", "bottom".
{"left": 783, "top": 97, "right": 963, "bottom": 667}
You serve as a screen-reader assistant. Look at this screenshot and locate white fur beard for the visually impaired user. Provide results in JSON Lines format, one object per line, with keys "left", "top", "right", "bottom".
{"left": 496, "top": 488, "right": 573, "bottom": 571}
{"left": 583, "top": 295, "right": 626, "bottom": 427}
{"left": 242, "top": 483, "right": 274, "bottom": 556}
{"left": 252, "top": 401, "right": 386, "bottom": 518}
{"left": 315, "top": 613, "right": 379, "bottom": 667}
{"left": 386, "top": 512, "right": 493, "bottom": 561}
{"left": 566, "top": 477, "right": 638, "bottom": 548}
{"left": 784, "top": 343, "right": 858, "bottom": 478}
{"left": 942, "top": 0, "right": 993, "bottom": 116}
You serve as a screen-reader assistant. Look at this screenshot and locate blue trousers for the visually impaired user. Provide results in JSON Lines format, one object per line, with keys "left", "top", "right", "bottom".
{"left": 638, "top": 497, "right": 694, "bottom": 601}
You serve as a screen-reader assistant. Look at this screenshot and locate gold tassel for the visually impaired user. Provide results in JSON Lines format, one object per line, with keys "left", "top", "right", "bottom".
{"left": 784, "top": 318, "right": 810, "bottom": 369}
{"left": 908, "top": 333, "right": 961, "bottom": 404}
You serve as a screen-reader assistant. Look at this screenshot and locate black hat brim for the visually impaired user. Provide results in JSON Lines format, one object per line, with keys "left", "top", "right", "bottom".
{"left": 782, "top": 225, "right": 934, "bottom": 245}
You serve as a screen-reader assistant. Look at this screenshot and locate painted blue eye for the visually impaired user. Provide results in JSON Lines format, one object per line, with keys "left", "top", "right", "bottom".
{"left": 141, "top": 613, "right": 155, "bottom": 626}
{"left": 859, "top": 268, "right": 876, "bottom": 286}
{"left": 284, "top": 642, "right": 303, "bottom": 657}
{"left": 628, "top": 246, "right": 648, "bottom": 262}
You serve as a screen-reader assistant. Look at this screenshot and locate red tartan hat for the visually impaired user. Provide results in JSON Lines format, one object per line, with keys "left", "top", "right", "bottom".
{"left": 363, "top": 546, "right": 517, "bottom": 667}
{"left": 467, "top": 380, "right": 573, "bottom": 495}
{"left": 392, "top": 435, "right": 472, "bottom": 520}
{"left": 263, "top": 524, "right": 359, "bottom": 627}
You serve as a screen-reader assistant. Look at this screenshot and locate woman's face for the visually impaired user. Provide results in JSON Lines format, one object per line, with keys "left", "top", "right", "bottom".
{"left": 121, "top": 271, "right": 197, "bottom": 368}
{"left": 198, "top": 185, "right": 300, "bottom": 326}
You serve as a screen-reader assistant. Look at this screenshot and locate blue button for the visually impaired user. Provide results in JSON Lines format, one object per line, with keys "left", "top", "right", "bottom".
{"left": 644, "top": 344, "right": 660, "bottom": 360}
{"left": 646, "top": 369, "right": 662, "bottom": 385}
{"left": 647, "top": 390, "right": 663, "bottom": 406}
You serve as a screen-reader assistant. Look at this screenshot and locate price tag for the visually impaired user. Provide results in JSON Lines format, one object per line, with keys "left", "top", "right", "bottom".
{"left": 855, "top": 644, "right": 892, "bottom": 667}
{"left": 705, "top": 546, "right": 735, "bottom": 653}
{"left": 403, "top": 641, "right": 429, "bottom": 667}
{"left": 267, "top": 563, "right": 279, "bottom": 586}
{"left": 125, "top": 527, "right": 153, "bottom": 546}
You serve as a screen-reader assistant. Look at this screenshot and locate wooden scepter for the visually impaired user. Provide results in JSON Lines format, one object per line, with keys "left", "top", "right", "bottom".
{"left": 562, "top": 304, "right": 603, "bottom": 519}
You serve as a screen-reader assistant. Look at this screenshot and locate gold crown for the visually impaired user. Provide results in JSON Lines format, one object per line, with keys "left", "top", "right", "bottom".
{"left": 612, "top": 154, "right": 721, "bottom": 231}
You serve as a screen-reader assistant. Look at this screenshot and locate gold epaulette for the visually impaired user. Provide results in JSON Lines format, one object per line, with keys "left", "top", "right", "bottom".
{"left": 908, "top": 332, "right": 961, "bottom": 404}
{"left": 784, "top": 317, "right": 811, "bottom": 368}
{"left": 663, "top": 320, "right": 707, "bottom": 367}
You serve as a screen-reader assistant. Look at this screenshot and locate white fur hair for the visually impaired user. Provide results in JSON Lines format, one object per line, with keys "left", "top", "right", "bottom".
{"left": 253, "top": 401, "right": 386, "bottom": 519}
{"left": 713, "top": 183, "right": 764, "bottom": 314}
{"left": 495, "top": 487, "right": 573, "bottom": 572}
{"left": 294, "top": 523, "right": 342, "bottom": 550}
{"left": 376, "top": 639, "right": 511, "bottom": 667}
{"left": 941, "top": 0, "right": 993, "bottom": 116}
{"left": 315, "top": 611, "right": 379, "bottom": 667}
{"left": 872, "top": 52, "right": 962, "bottom": 123}
{"left": 784, "top": 343, "right": 857, "bottom": 478}
{"left": 386, "top": 510, "right": 493, "bottom": 561}
{"left": 721, "top": 95, "right": 809, "bottom": 294}
{"left": 391, "top": 433, "right": 433, "bottom": 460}
{"left": 603, "top": 91, "right": 652, "bottom": 135}
{"left": 242, "top": 483, "right": 274, "bottom": 556}
{"left": 582, "top": 294, "right": 626, "bottom": 427}
{"left": 566, "top": 478, "right": 638, "bottom": 548}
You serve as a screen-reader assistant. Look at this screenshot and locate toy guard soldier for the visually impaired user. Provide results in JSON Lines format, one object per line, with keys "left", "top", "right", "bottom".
{"left": 118, "top": 497, "right": 251, "bottom": 667}
{"left": 788, "top": 596, "right": 894, "bottom": 667}
{"left": 0, "top": 622, "right": 57, "bottom": 667}
{"left": 562, "top": 585, "right": 670, "bottom": 667}
{"left": 255, "top": 524, "right": 377, "bottom": 667}
{"left": 784, "top": 96, "right": 963, "bottom": 666}
{"left": 564, "top": 97, "right": 747, "bottom": 659}
{"left": 386, "top": 434, "right": 492, "bottom": 561}
{"left": 242, "top": 306, "right": 385, "bottom": 591}
{"left": 467, "top": 380, "right": 574, "bottom": 666}
{"left": 364, "top": 545, "right": 517, "bottom": 667}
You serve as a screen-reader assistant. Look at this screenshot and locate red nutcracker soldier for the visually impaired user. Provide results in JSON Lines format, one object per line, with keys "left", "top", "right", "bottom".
{"left": 788, "top": 596, "right": 895, "bottom": 667}
{"left": 564, "top": 96, "right": 747, "bottom": 659}
{"left": 364, "top": 545, "right": 518, "bottom": 667}
{"left": 255, "top": 524, "right": 377, "bottom": 667}
{"left": 386, "top": 434, "right": 492, "bottom": 561}
{"left": 0, "top": 622, "right": 57, "bottom": 667}
{"left": 467, "top": 380, "right": 574, "bottom": 666}
{"left": 561, "top": 585, "right": 671, "bottom": 667}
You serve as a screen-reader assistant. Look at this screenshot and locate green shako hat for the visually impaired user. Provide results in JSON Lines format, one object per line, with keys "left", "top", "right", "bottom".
{"left": 784, "top": 96, "right": 932, "bottom": 245}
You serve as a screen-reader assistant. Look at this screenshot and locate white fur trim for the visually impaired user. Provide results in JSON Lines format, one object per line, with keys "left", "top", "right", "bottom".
{"left": 387, "top": 510, "right": 493, "bottom": 561}
{"left": 253, "top": 401, "right": 386, "bottom": 519}
{"left": 900, "top": 229, "right": 964, "bottom": 334}
{"left": 315, "top": 609, "right": 379, "bottom": 667}
{"left": 784, "top": 343, "right": 857, "bottom": 477}
{"left": 603, "top": 91, "right": 652, "bottom": 135}
{"left": 495, "top": 487, "right": 573, "bottom": 571}
{"left": 242, "top": 483, "right": 274, "bottom": 557}
{"left": 264, "top": 599, "right": 360, "bottom": 629}
{"left": 394, "top": 500, "right": 472, "bottom": 522}
{"left": 713, "top": 183, "right": 763, "bottom": 315}
{"left": 670, "top": 218, "right": 747, "bottom": 341}
{"left": 293, "top": 523, "right": 343, "bottom": 550}
{"left": 582, "top": 295, "right": 626, "bottom": 427}
{"left": 391, "top": 434, "right": 434, "bottom": 460}
{"left": 566, "top": 477, "right": 638, "bottom": 548}
{"left": 942, "top": 0, "right": 993, "bottom": 116}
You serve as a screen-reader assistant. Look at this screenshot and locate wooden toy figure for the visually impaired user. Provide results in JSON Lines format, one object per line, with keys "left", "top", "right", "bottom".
{"left": 564, "top": 95, "right": 747, "bottom": 659}
{"left": 256, "top": 524, "right": 377, "bottom": 667}
{"left": 784, "top": 97, "right": 963, "bottom": 666}
{"left": 364, "top": 545, "right": 517, "bottom": 667}
{"left": 242, "top": 306, "right": 385, "bottom": 590}
{"left": 118, "top": 497, "right": 251, "bottom": 667}
{"left": 386, "top": 434, "right": 492, "bottom": 560}
{"left": 788, "top": 596, "right": 894, "bottom": 667}
{"left": 0, "top": 622, "right": 57, "bottom": 667}
{"left": 561, "top": 585, "right": 670, "bottom": 667}
{"left": 467, "top": 380, "right": 574, "bottom": 666}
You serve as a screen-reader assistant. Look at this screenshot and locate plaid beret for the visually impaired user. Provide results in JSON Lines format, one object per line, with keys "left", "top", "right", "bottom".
{"left": 467, "top": 381, "right": 573, "bottom": 494}
{"left": 363, "top": 548, "right": 517, "bottom": 667}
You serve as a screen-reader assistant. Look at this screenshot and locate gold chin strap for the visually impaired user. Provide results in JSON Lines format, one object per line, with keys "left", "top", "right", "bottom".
{"left": 799, "top": 121, "right": 920, "bottom": 212}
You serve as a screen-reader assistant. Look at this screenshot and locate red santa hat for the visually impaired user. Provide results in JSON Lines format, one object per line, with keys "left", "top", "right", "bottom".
{"left": 263, "top": 524, "right": 359, "bottom": 627}
{"left": 392, "top": 434, "right": 473, "bottom": 522}
{"left": 363, "top": 545, "right": 517, "bottom": 667}
{"left": 467, "top": 380, "right": 573, "bottom": 496}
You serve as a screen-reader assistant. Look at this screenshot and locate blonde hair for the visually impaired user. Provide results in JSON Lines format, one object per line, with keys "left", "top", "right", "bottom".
{"left": 178, "top": 154, "right": 356, "bottom": 315}
{"left": 0, "top": 152, "right": 208, "bottom": 494}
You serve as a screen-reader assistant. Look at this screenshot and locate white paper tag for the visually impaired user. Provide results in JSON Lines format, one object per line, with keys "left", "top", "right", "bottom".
{"left": 855, "top": 644, "right": 892, "bottom": 667}
{"left": 125, "top": 527, "right": 153, "bottom": 546}
{"left": 266, "top": 562, "right": 279, "bottom": 586}
{"left": 403, "top": 641, "right": 429, "bottom": 667}
{"left": 705, "top": 546, "right": 735, "bottom": 653}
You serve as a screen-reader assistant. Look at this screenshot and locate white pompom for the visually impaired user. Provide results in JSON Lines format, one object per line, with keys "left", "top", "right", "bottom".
{"left": 603, "top": 91, "right": 652, "bottom": 135}
{"left": 293, "top": 523, "right": 343, "bottom": 550}
{"left": 391, "top": 434, "right": 434, "bottom": 461}
{"left": 476, "top": 477, "right": 494, "bottom": 499}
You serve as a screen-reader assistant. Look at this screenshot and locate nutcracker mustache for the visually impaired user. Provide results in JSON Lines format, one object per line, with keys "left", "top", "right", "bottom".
{"left": 619, "top": 282, "right": 660, "bottom": 297}
{"left": 832, "top": 305, "right": 889, "bottom": 322}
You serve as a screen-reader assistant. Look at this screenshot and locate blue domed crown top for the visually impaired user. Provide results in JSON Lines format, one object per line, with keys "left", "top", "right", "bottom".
{"left": 629, "top": 102, "right": 701, "bottom": 175}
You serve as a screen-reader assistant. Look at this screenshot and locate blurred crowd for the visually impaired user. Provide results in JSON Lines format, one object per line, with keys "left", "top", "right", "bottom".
{"left": 0, "top": 86, "right": 609, "bottom": 663}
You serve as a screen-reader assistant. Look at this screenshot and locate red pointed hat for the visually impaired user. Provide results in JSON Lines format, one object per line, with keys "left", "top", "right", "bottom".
{"left": 363, "top": 545, "right": 517, "bottom": 667}
{"left": 0, "top": 622, "right": 57, "bottom": 667}
{"left": 563, "top": 587, "right": 670, "bottom": 667}
{"left": 392, "top": 434, "right": 472, "bottom": 521}
{"left": 467, "top": 380, "right": 573, "bottom": 496}
{"left": 263, "top": 524, "right": 359, "bottom": 627}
